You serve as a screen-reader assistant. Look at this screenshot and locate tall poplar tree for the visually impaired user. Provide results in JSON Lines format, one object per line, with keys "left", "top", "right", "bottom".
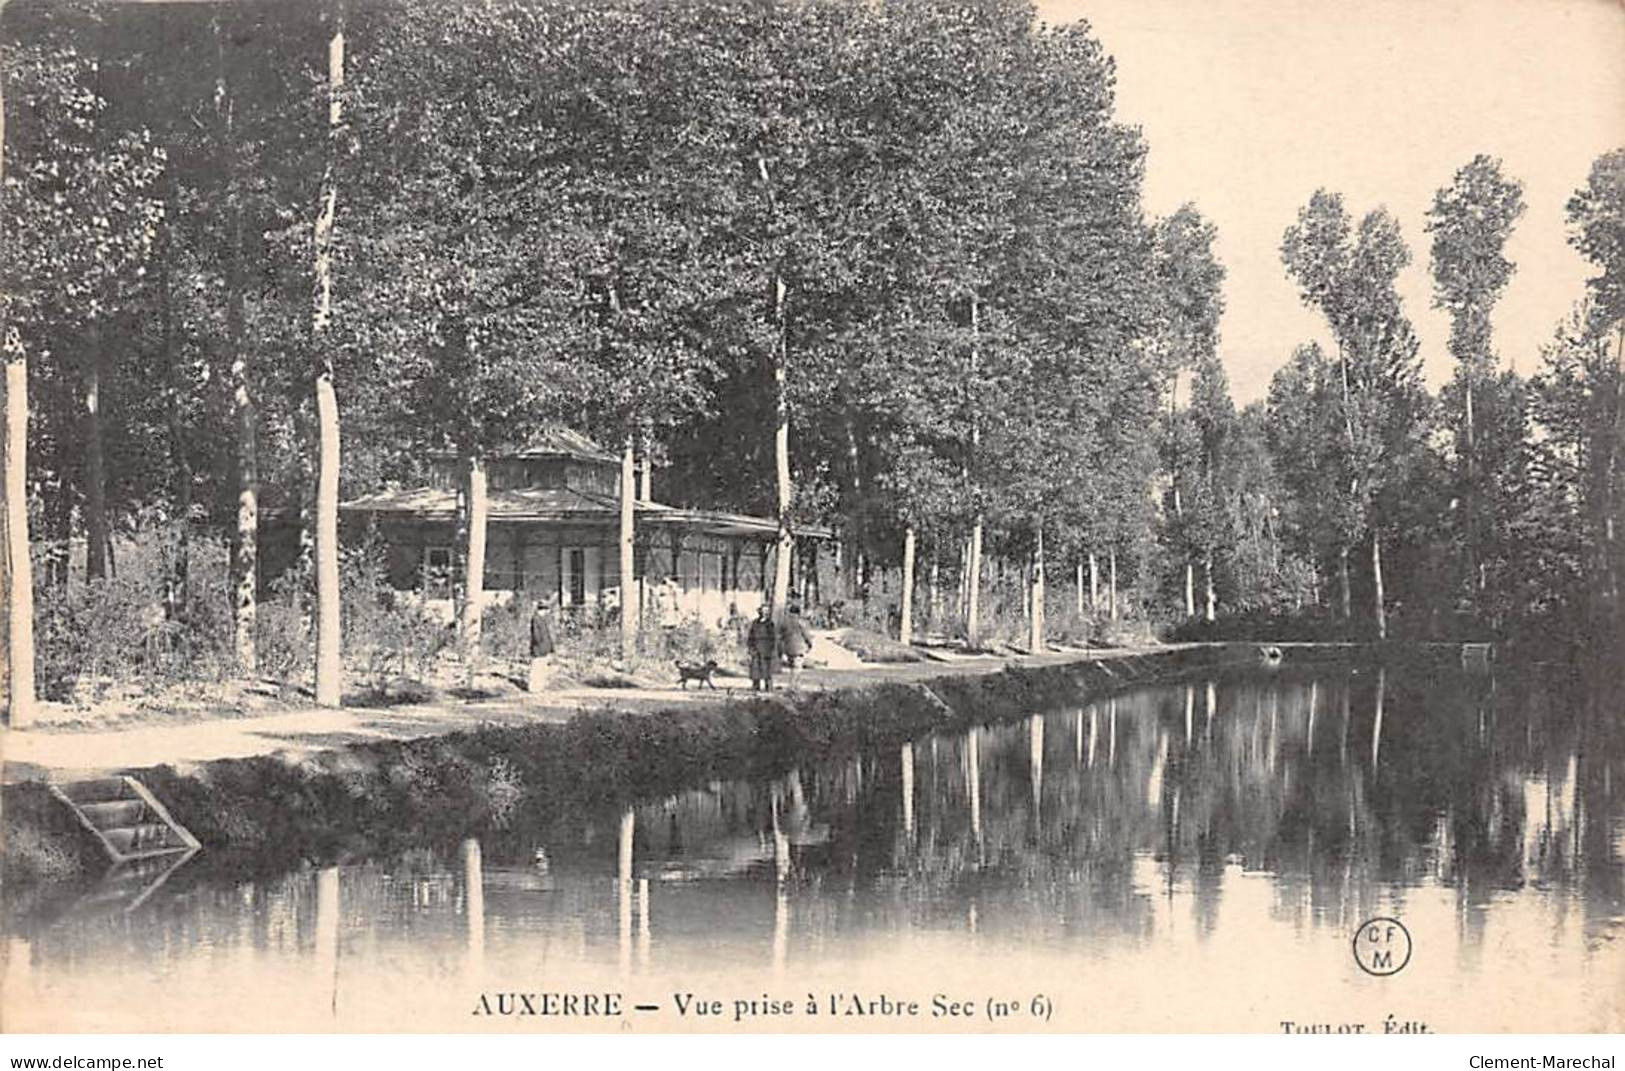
{"left": 1282, "top": 192, "right": 1424, "bottom": 638}
{"left": 1426, "top": 155, "right": 1526, "bottom": 616}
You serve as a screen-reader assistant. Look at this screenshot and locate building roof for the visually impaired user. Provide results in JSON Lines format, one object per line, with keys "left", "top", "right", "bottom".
{"left": 428, "top": 426, "right": 620, "bottom": 465}
{"left": 341, "top": 485, "right": 832, "bottom": 539}
{"left": 506, "top": 426, "right": 621, "bottom": 464}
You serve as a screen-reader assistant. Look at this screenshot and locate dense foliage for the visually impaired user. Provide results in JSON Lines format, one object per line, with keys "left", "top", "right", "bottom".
{"left": 2, "top": 0, "right": 1620, "bottom": 716}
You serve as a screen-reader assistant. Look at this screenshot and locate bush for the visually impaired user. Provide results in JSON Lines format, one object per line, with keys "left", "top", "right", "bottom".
{"left": 1, "top": 823, "right": 83, "bottom": 884}
{"left": 340, "top": 541, "right": 452, "bottom": 689}
{"left": 1167, "top": 607, "right": 1362, "bottom": 643}
{"left": 252, "top": 553, "right": 318, "bottom": 691}
{"left": 1, "top": 783, "right": 88, "bottom": 884}
{"left": 480, "top": 599, "right": 533, "bottom": 661}
{"left": 32, "top": 525, "right": 236, "bottom": 702}
{"left": 1043, "top": 602, "right": 1100, "bottom": 646}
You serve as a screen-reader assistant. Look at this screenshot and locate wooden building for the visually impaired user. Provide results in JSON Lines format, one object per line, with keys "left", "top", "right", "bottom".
{"left": 334, "top": 428, "right": 827, "bottom": 625}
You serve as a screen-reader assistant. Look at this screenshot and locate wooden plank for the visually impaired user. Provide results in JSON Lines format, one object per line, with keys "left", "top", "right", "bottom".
{"left": 56, "top": 778, "right": 129, "bottom": 803}
{"left": 47, "top": 784, "right": 126, "bottom": 863}
{"left": 77, "top": 799, "right": 145, "bottom": 829}
{"left": 102, "top": 825, "right": 179, "bottom": 855}
{"left": 122, "top": 776, "right": 202, "bottom": 852}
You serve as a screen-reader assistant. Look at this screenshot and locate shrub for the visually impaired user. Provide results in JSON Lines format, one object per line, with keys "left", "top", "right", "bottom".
{"left": 1, "top": 823, "right": 83, "bottom": 884}
{"left": 479, "top": 599, "right": 532, "bottom": 661}
{"left": 340, "top": 541, "right": 452, "bottom": 688}
{"left": 253, "top": 555, "right": 317, "bottom": 690}
{"left": 31, "top": 525, "right": 236, "bottom": 702}
{"left": 1, "top": 783, "right": 87, "bottom": 884}
{"left": 1167, "top": 608, "right": 1360, "bottom": 643}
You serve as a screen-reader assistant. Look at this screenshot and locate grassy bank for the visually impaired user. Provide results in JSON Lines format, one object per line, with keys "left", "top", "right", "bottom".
{"left": 0, "top": 644, "right": 1293, "bottom": 899}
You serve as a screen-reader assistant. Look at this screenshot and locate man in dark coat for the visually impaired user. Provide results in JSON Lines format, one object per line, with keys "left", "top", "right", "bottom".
{"left": 746, "top": 605, "right": 778, "bottom": 692}
{"left": 525, "top": 601, "right": 557, "bottom": 694}
{"left": 779, "top": 602, "right": 813, "bottom": 688}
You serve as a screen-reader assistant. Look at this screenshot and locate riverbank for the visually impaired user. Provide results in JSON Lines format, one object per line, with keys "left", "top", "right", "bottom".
{"left": 0, "top": 641, "right": 1358, "bottom": 895}
{"left": 0, "top": 639, "right": 1198, "bottom": 781}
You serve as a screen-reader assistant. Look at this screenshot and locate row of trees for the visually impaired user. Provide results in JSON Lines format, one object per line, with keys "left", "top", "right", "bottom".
{"left": 2, "top": 0, "right": 1620, "bottom": 726}
{"left": 1, "top": 0, "right": 1191, "bottom": 724}
{"left": 1251, "top": 151, "right": 1623, "bottom": 654}
{"left": 1153, "top": 146, "right": 1623, "bottom": 660}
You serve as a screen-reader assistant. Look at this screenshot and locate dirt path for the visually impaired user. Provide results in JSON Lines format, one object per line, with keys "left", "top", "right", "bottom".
{"left": 0, "top": 643, "right": 1180, "bottom": 781}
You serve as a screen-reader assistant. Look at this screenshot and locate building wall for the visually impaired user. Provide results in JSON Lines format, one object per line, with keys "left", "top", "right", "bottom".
{"left": 360, "top": 517, "right": 772, "bottom": 627}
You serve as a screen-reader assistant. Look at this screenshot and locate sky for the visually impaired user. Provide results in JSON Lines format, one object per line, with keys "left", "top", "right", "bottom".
{"left": 1035, "top": 0, "right": 1625, "bottom": 403}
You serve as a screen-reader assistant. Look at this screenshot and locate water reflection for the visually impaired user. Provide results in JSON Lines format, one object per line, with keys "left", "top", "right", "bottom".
{"left": 5, "top": 666, "right": 1622, "bottom": 1031}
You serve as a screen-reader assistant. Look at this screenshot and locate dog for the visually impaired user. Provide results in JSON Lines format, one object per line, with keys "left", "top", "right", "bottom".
{"left": 675, "top": 659, "right": 719, "bottom": 690}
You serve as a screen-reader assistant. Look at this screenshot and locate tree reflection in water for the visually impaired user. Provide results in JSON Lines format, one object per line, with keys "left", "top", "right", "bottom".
{"left": 4, "top": 665, "right": 1621, "bottom": 1031}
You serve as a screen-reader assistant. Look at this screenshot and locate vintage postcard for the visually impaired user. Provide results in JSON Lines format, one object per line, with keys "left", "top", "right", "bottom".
{"left": 1, "top": 0, "right": 1621, "bottom": 1042}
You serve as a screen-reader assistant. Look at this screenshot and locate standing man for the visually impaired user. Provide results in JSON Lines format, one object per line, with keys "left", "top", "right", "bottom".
{"left": 747, "top": 604, "right": 778, "bottom": 692}
{"left": 779, "top": 602, "right": 813, "bottom": 689}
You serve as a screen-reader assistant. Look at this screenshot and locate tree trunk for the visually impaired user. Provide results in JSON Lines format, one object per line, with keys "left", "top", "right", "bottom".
{"left": 313, "top": 377, "right": 341, "bottom": 705}
{"left": 1584, "top": 327, "right": 1624, "bottom": 637}
{"left": 229, "top": 210, "right": 257, "bottom": 675}
{"left": 771, "top": 274, "right": 793, "bottom": 615}
{"left": 1170, "top": 372, "right": 1189, "bottom": 620}
{"left": 217, "top": 35, "right": 257, "bottom": 670}
{"left": 0, "top": 67, "right": 29, "bottom": 727}
{"left": 1075, "top": 560, "right": 1084, "bottom": 616}
{"left": 1372, "top": 531, "right": 1387, "bottom": 641}
{"left": 805, "top": 537, "right": 820, "bottom": 607}
{"left": 84, "top": 323, "right": 108, "bottom": 580}
{"left": 964, "top": 293, "right": 983, "bottom": 648}
{"left": 842, "top": 416, "right": 864, "bottom": 599}
{"left": 295, "top": 402, "right": 315, "bottom": 576}
{"left": 156, "top": 184, "right": 192, "bottom": 621}
{"left": 619, "top": 437, "right": 636, "bottom": 663}
{"left": 460, "top": 455, "right": 487, "bottom": 654}
{"left": 955, "top": 535, "right": 968, "bottom": 621}
{"left": 928, "top": 553, "right": 939, "bottom": 633}
{"left": 756, "top": 156, "right": 795, "bottom": 618}
{"left": 1464, "top": 368, "right": 1478, "bottom": 609}
{"left": 1028, "top": 525, "right": 1044, "bottom": 654}
{"left": 311, "top": 23, "right": 345, "bottom": 709}
{"left": 4, "top": 346, "right": 36, "bottom": 728}
{"left": 1089, "top": 549, "right": 1098, "bottom": 611}
{"left": 1108, "top": 547, "right": 1118, "bottom": 623}
{"left": 1338, "top": 545, "right": 1351, "bottom": 621}
{"left": 899, "top": 524, "right": 915, "bottom": 646}
{"left": 1607, "top": 325, "right": 1625, "bottom": 632}
{"left": 638, "top": 428, "right": 652, "bottom": 503}
{"left": 211, "top": 28, "right": 259, "bottom": 673}
{"left": 1371, "top": 665, "right": 1387, "bottom": 767}
{"left": 966, "top": 515, "right": 984, "bottom": 647}
{"left": 164, "top": 393, "right": 190, "bottom": 620}
{"left": 1204, "top": 550, "right": 1216, "bottom": 622}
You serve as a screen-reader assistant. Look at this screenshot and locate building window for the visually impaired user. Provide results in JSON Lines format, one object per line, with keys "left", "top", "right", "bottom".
{"left": 567, "top": 548, "right": 586, "bottom": 606}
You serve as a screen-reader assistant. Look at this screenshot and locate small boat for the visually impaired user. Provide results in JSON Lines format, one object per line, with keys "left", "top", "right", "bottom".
{"left": 1258, "top": 645, "right": 1284, "bottom": 666}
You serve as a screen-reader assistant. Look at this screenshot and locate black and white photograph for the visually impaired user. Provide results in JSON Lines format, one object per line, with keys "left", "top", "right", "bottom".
{"left": 0, "top": 0, "right": 1621, "bottom": 1042}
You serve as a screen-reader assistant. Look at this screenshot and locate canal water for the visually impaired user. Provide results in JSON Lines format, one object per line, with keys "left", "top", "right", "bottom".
{"left": 4, "top": 664, "right": 1622, "bottom": 1032}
